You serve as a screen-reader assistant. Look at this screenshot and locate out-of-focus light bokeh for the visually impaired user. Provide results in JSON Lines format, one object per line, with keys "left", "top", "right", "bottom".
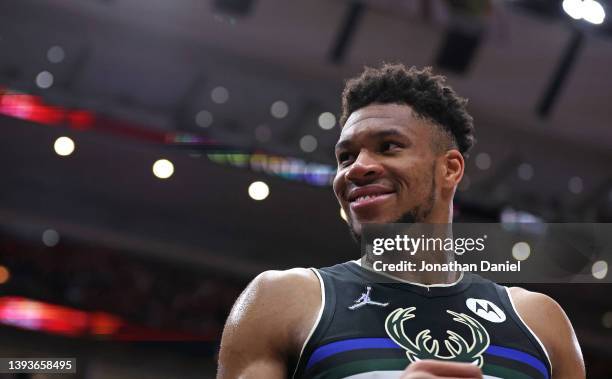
{"left": 248, "top": 181, "right": 269, "bottom": 201}
{"left": 54, "top": 136, "right": 75, "bottom": 156}
{"left": 152, "top": 159, "right": 174, "bottom": 179}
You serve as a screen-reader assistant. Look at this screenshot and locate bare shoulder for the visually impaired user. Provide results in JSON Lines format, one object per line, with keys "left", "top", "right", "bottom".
{"left": 217, "top": 268, "right": 321, "bottom": 378}
{"left": 507, "top": 286, "right": 565, "bottom": 326}
{"left": 242, "top": 268, "right": 319, "bottom": 321}
{"left": 507, "top": 287, "right": 585, "bottom": 379}
{"left": 224, "top": 267, "right": 320, "bottom": 349}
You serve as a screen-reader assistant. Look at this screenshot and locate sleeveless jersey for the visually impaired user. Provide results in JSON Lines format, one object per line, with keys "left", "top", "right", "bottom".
{"left": 292, "top": 261, "right": 552, "bottom": 379}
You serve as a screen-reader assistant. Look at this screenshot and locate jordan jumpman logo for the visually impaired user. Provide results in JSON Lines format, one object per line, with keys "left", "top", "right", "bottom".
{"left": 348, "top": 286, "right": 389, "bottom": 310}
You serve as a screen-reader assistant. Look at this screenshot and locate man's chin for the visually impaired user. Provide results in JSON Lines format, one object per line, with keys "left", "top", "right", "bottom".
{"left": 347, "top": 212, "right": 419, "bottom": 245}
{"left": 352, "top": 212, "right": 417, "bottom": 229}
{"left": 346, "top": 219, "right": 390, "bottom": 245}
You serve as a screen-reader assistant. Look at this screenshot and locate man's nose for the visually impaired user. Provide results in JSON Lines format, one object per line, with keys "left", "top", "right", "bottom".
{"left": 345, "top": 151, "right": 383, "bottom": 184}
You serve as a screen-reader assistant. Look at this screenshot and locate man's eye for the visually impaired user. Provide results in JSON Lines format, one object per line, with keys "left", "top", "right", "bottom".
{"left": 381, "top": 142, "right": 401, "bottom": 152}
{"left": 337, "top": 152, "right": 353, "bottom": 164}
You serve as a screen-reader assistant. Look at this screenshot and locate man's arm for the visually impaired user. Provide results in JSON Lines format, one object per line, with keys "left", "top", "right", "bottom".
{"left": 400, "top": 360, "right": 483, "bottom": 378}
{"left": 509, "top": 287, "right": 585, "bottom": 379}
{"left": 217, "top": 268, "right": 321, "bottom": 379}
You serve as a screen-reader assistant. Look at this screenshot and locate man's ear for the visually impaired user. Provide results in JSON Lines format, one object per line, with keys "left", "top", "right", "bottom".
{"left": 440, "top": 149, "right": 464, "bottom": 189}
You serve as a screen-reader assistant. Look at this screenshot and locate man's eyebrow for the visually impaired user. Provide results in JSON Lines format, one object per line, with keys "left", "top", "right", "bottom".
{"left": 370, "top": 129, "right": 405, "bottom": 139}
{"left": 335, "top": 129, "right": 408, "bottom": 151}
{"left": 335, "top": 139, "right": 352, "bottom": 152}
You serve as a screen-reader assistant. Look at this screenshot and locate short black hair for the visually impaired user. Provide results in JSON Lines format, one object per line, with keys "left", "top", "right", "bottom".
{"left": 340, "top": 63, "right": 476, "bottom": 157}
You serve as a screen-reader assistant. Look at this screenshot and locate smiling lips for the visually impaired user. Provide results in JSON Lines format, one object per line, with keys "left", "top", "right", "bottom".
{"left": 347, "top": 185, "right": 395, "bottom": 212}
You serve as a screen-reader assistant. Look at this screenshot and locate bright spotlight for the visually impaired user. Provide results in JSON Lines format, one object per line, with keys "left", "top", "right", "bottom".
{"left": 248, "top": 181, "right": 269, "bottom": 201}
{"left": 583, "top": 0, "right": 605, "bottom": 24}
{"left": 54, "top": 136, "right": 75, "bottom": 156}
{"left": 563, "top": 0, "right": 583, "bottom": 19}
{"left": 153, "top": 159, "right": 174, "bottom": 179}
{"left": 563, "top": 0, "right": 606, "bottom": 24}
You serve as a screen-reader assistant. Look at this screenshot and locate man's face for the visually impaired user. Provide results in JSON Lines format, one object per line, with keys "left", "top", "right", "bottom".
{"left": 333, "top": 103, "right": 442, "bottom": 237}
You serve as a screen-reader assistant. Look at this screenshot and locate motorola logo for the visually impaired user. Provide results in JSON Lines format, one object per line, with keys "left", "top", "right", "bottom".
{"left": 466, "top": 298, "right": 506, "bottom": 323}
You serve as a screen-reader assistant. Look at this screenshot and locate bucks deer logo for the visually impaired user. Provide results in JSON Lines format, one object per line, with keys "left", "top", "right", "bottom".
{"left": 385, "top": 307, "right": 490, "bottom": 367}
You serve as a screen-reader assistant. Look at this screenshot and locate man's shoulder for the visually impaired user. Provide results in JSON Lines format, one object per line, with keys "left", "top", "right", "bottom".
{"left": 507, "top": 286, "right": 583, "bottom": 374}
{"left": 251, "top": 267, "right": 320, "bottom": 296}
{"left": 218, "top": 268, "right": 323, "bottom": 376}
{"left": 229, "top": 268, "right": 322, "bottom": 346}
{"left": 254, "top": 260, "right": 357, "bottom": 288}
{"left": 506, "top": 286, "right": 565, "bottom": 326}
{"left": 225, "top": 268, "right": 321, "bottom": 351}
{"left": 507, "top": 286, "right": 567, "bottom": 332}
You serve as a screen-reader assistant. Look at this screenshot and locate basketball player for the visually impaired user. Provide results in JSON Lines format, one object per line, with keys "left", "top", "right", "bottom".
{"left": 217, "top": 65, "right": 585, "bottom": 378}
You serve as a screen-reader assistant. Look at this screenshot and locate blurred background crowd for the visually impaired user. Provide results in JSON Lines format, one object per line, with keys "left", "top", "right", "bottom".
{"left": 0, "top": 0, "right": 611, "bottom": 377}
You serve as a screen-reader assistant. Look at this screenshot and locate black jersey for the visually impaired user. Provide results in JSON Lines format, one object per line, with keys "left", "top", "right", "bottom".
{"left": 292, "top": 261, "right": 552, "bottom": 379}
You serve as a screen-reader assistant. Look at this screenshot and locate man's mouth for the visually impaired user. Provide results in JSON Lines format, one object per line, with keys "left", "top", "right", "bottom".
{"left": 350, "top": 192, "right": 394, "bottom": 209}
{"left": 347, "top": 185, "right": 395, "bottom": 212}
{"left": 351, "top": 193, "right": 393, "bottom": 204}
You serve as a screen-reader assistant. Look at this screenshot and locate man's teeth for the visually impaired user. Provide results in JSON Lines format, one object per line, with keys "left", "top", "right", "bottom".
{"left": 355, "top": 194, "right": 383, "bottom": 202}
